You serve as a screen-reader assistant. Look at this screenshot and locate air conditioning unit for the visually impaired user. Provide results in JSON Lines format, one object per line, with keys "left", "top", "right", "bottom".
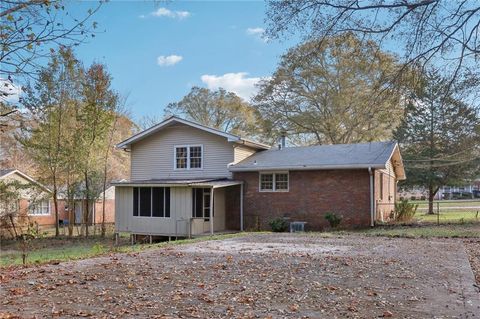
{"left": 290, "top": 221, "right": 307, "bottom": 233}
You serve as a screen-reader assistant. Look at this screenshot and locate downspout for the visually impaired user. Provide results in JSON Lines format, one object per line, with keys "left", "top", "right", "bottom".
{"left": 368, "top": 167, "right": 375, "bottom": 227}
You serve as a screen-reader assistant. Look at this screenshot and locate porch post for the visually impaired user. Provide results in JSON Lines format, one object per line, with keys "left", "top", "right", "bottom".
{"left": 210, "top": 187, "right": 214, "bottom": 235}
{"left": 240, "top": 183, "right": 244, "bottom": 231}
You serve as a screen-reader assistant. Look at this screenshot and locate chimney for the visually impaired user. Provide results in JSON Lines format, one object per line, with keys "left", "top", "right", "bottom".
{"left": 279, "top": 130, "right": 286, "bottom": 150}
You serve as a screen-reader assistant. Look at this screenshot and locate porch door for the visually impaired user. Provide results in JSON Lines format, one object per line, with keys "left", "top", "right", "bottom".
{"left": 192, "top": 188, "right": 211, "bottom": 221}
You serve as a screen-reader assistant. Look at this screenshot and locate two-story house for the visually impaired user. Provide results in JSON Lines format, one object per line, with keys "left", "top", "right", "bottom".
{"left": 114, "top": 116, "right": 406, "bottom": 238}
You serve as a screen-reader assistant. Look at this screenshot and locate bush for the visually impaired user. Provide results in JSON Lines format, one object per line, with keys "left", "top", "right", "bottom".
{"left": 325, "top": 212, "right": 342, "bottom": 229}
{"left": 269, "top": 218, "right": 289, "bottom": 232}
{"left": 395, "top": 199, "right": 418, "bottom": 222}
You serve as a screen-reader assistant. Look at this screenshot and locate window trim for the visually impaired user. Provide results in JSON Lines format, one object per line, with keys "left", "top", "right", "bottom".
{"left": 28, "top": 200, "right": 51, "bottom": 216}
{"left": 259, "top": 172, "right": 289, "bottom": 192}
{"left": 174, "top": 144, "right": 204, "bottom": 170}
{"left": 133, "top": 187, "right": 171, "bottom": 218}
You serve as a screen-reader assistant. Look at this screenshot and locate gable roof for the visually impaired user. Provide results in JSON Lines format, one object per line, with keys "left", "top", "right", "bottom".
{"left": 0, "top": 168, "right": 52, "bottom": 192}
{"left": 116, "top": 116, "right": 270, "bottom": 150}
{"left": 229, "top": 141, "right": 406, "bottom": 180}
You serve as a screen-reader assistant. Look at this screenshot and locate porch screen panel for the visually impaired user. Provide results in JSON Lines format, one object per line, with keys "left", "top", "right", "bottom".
{"left": 165, "top": 187, "right": 171, "bottom": 217}
{"left": 193, "top": 188, "right": 204, "bottom": 218}
{"left": 152, "top": 187, "right": 164, "bottom": 217}
{"left": 139, "top": 187, "right": 151, "bottom": 217}
{"left": 133, "top": 187, "right": 139, "bottom": 216}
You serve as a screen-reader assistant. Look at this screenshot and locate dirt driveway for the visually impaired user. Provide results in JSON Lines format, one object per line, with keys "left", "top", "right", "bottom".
{"left": 1, "top": 234, "right": 479, "bottom": 318}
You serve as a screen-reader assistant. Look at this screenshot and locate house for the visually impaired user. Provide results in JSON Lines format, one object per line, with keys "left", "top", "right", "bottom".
{"left": 114, "top": 116, "right": 406, "bottom": 237}
{"left": 70, "top": 185, "right": 116, "bottom": 225}
{"left": 0, "top": 169, "right": 65, "bottom": 237}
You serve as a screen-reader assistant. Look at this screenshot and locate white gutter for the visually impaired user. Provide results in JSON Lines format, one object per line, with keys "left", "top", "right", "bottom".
{"left": 368, "top": 167, "right": 375, "bottom": 227}
{"left": 230, "top": 164, "right": 386, "bottom": 172}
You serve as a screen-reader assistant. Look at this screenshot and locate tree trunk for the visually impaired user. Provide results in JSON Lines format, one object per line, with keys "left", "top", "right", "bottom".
{"left": 84, "top": 171, "right": 90, "bottom": 238}
{"left": 52, "top": 185, "right": 59, "bottom": 237}
{"left": 68, "top": 197, "right": 74, "bottom": 237}
{"left": 427, "top": 185, "right": 440, "bottom": 214}
{"left": 9, "top": 214, "right": 18, "bottom": 238}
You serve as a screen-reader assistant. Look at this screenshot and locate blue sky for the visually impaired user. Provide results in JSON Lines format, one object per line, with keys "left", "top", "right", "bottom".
{"left": 69, "top": 1, "right": 298, "bottom": 121}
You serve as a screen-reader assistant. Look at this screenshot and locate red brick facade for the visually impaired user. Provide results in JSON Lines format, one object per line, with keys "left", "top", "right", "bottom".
{"left": 233, "top": 169, "right": 376, "bottom": 231}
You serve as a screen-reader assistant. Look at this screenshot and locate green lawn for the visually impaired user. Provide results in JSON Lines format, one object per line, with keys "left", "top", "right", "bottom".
{"left": 412, "top": 199, "right": 480, "bottom": 208}
{"left": 349, "top": 223, "right": 480, "bottom": 238}
{"left": 0, "top": 233, "right": 249, "bottom": 267}
{"left": 415, "top": 211, "right": 480, "bottom": 223}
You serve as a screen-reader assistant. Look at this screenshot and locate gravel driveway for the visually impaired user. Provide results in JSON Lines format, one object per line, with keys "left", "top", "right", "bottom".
{"left": 1, "top": 233, "right": 479, "bottom": 318}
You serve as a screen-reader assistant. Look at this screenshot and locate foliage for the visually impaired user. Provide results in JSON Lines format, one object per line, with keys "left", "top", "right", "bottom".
{"left": 269, "top": 217, "right": 289, "bottom": 232}
{"left": 0, "top": 0, "right": 101, "bottom": 103}
{"left": 254, "top": 34, "right": 407, "bottom": 145}
{"left": 324, "top": 212, "right": 342, "bottom": 229}
{"left": 0, "top": 179, "right": 45, "bottom": 239}
{"left": 393, "top": 71, "right": 480, "bottom": 213}
{"left": 165, "top": 86, "right": 263, "bottom": 137}
{"left": 394, "top": 200, "right": 418, "bottom": 222}
{"left": 265, "top": 1, "right": 480, "bottom": 83}
{"left": 19, "top": 48, "right": 122, "bottom": 237}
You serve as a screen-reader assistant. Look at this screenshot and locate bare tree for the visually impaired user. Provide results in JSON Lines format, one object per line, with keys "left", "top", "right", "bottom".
{"left": 265, "top": 1, "right": 480, "bottom": 80}
{"left": 0, "top": 0, "right": 102, "bottom": 111}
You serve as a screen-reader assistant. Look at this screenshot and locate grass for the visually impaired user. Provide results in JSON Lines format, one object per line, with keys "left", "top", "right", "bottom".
{"left": 0, "top": 232, "right": 250, "bottom": 267}
{"left": 345, "top": 223, "right": 480, "bottom": 239}
{"left": 411, "top": 199, "right": 480, "bottom": 208}
{"left": 415, "top": 211, "right": 480, "bottom": 223}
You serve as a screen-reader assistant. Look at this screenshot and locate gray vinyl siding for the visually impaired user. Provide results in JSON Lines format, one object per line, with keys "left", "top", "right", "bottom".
{"left": 131, "top": 125, "right": 234, "bottom": 180}
{"left": 114, "top": 186, "right": 227, "bottom": 236}
{"left": 234, "top": 145, "right": 257, "bottom": 163}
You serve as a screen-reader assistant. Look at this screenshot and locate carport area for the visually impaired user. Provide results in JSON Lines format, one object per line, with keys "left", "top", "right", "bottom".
{"left": 1, "top": 233, "right": 479, "bottom": 318}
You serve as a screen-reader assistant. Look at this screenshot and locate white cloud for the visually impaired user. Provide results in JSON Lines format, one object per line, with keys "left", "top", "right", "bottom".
{"left": 150, "top": 7, "right": 191, "bottom": 19}
{"left": 0, "top": 79, "right": 22, "bottom": 104}
{"left": 246, "top": 27, "right": 268, "bottom": 42}
{"left": 246, "top": 27, "right": 265, "bottom": 36}
{"left": 200, "top": 72, "right": 265, "bottom": 100}
{"left": 157, "top": 55, "right": 183, "bottom": 67}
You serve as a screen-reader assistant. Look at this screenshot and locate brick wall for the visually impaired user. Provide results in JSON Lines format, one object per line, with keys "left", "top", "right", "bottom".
{"left": 94, "top": 199, "right": 115, "bottom": 224}
{"left": 233, "top": 169, "right": 372, "bottom": 231}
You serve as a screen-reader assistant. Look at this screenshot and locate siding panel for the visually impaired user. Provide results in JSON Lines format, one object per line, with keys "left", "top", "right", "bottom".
{"left": 234, "top": 145, "right": 257, "bottom": 163}
{"left": 131, "top": 125, "right": 235, "bottom": 180}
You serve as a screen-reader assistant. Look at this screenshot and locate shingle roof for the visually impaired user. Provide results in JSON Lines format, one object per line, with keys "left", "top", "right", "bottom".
{"left": 112, "top": 178, "right": 243, "bottom": 188}
{"left": 229, "top": 141, "right": 399, "bottom": 172}
{"left": 0, "top": 168, "right": 15, "bottom": 178}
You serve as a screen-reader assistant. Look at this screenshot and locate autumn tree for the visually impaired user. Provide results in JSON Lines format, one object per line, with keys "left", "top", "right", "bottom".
{"left": 255, "top": 34, "right": 406, "bottom": 145}
{"left": 265, "top": 1, "right": 480, "bottom": 82}
{"left": 77, "top": 63, "right": 117, "bottom": 237}
{"left": 20, "top": 47, "right": 82, "bottom": 237}
{"left": 165, "top": 87, "right": 263, "bottom": 137}
{"left": 394, "top": 71, "right": 480, "bottom": 214}
{"left": 0, "top": 0, "right": 101, "bottom": 108}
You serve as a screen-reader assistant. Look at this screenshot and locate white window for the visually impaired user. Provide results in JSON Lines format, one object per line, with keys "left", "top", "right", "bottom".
{"left": 29, "top": 200, "right": 50, "bottom": 216}
{"left": 174, "top": 145, "right": 203, "bottom": 170}
{"left": 259, "top": 172, "right": 289, "bottom": 192}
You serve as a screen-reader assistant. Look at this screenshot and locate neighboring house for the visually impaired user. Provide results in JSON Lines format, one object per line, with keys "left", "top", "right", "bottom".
{"left": 399, "top": 180, "right": 480, "bottom": 200}
{"left": 114, "top": 116, "right": 406, "bottom": 237}
{"left": 71, "top": 185, "right": 116, "bottom": 225}
{"left": 0, "top": 169, "right": 66, "bottom": 236}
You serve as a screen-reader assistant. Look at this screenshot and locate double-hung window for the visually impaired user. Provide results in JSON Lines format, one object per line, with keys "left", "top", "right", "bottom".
{"left": 133, "top": 187, "right": 171, "bottom": 218}
{"left": 259, "top": 172, "right": 289, "bottom": 192}
{"left": 175, "top": 145, "right": 203, "bottom": 170}
{"left": 29, "top": 200, "right": 50, "bottom": 215}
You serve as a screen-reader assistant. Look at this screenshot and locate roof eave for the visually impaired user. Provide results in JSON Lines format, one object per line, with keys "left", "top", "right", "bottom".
{"left": 115, "top": 116, "right": 242, "bottom": 149}
{"left": 229, "top": 164, "right": 386, "bottom": 172}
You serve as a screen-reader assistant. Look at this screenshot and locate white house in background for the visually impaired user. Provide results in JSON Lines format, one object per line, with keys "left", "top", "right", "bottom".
{"left": 112, "top": 116, "right": 269, "bottom": 237}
